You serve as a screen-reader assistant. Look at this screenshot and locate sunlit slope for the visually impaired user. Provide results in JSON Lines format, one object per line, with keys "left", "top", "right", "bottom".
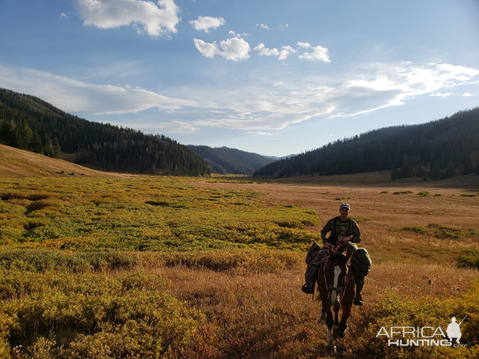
{"left": 0, "top": 143, "right": 127, "bottom": 178}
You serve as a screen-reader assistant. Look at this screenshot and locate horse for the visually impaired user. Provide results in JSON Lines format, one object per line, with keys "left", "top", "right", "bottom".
{"left": 317, "top": 243, "right": 355, "bottom": 351}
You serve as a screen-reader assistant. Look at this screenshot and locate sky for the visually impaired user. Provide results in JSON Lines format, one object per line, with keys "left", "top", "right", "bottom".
{"left": 1, "top": 0, "right": 479, "bottom": 157}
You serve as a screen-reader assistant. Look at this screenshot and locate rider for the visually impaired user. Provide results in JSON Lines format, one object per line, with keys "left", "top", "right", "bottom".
{"left": 302, "top": 203, "right": 365, "bottom": 306}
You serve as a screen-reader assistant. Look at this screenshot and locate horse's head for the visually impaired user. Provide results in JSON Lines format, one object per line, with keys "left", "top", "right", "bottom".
{"left": 324, "top": 246, "right": 353, "bottom": 306}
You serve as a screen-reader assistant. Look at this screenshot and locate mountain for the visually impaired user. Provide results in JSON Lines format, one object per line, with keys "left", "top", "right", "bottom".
{"left": 254, "top": 108, "right": 479, "bottom": 180}
{"left": 188, "top": 145, "right": 276, "bottom": 175}
{"left": 0, "top": 88, "right": 209, "bottom": 176}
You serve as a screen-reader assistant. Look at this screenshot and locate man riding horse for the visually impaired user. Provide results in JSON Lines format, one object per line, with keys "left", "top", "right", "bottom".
{"left": 303, "top": 203, "right": 366, "bottom": 306}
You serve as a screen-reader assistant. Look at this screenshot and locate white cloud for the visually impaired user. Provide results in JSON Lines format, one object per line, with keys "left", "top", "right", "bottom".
{"left": 298, "top": 45, "right": 330, "bottom": 62}
{"left": 189, "top": 16, "right": 225, "bottom": 33}
{"left": 463, "top": 92, "right": 474, "bottom": 96}
{"left": 192, "top": 39, "right": 218, "bottom": 58}
{"left": 429, "top": 92, "right": 452, "bottom": 98}
{"left": 297, "top": 42, "right": 311, "bottom": 49}
{"left": 114, "top": 120, "right": 199, "bottom": 134}
{"left": 0, "top": 64, "right": 209, "bottom": 115}
{"left": 253, "top": 43, "right": 279, "bottom": 57}
{"left": 278, "top": 45, "right": 296, "bottom": 60}
{"left": 193, "top": 36, "right": 250, "bottom": 61}
{"left": 256, "top": 23, "right": 270, "bottom": 30}
{"left": 255, "top": 42, "right": 329, "bottom": 62}
{"left": 74, "top": 0, "right": 180, "bottom": 37}
{"left": 1, "top": 62, "right": 478, "bottom": 134}
{"left": 60, "top": 12, "right": 68, "bottom": 19}
{"left": 254, "top": 44, "right": 296, "bottom": 60}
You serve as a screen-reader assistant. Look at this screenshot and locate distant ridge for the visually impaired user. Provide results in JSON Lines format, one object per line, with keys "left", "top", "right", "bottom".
{"left": 188, "top": 145, "right": 276, "bottom": 175}
{"left": 0, "top": 88, "right": 210, "bottom": 176}
{"left": 255, "top": 108, "right": 479, "bottom": 181}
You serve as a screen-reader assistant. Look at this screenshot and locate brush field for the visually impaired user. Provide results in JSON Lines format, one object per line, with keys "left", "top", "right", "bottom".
{"left": 0, "top": 173, "right": 478, "bottom": 358}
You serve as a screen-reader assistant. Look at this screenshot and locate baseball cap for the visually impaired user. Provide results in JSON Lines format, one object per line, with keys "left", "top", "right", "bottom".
{"left": 340, "top": 203, "right": 350, "bottom": 210}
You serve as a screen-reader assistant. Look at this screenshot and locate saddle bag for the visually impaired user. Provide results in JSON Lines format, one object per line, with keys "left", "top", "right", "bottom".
{"left": 305, "top": 241, "right": 321, "bottom": 264}
{"left": 351, "top": 247, "right": 372, "bottom": 277}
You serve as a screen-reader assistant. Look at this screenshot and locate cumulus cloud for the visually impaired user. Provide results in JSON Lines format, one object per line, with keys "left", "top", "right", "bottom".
{"left": 278, "top": 45, "right": 296, "bottom": 60}
{"left": 74, "top": 0, "right": 180, "bottom": 37}
{"left": 254, "top": 43, "right": 296, "bottom": 60}
{"left": 189, "top": 16, "right": 225, "bottom": 33}
{"left": 253, "top": 43, "right": 279, "bottom": 57}
{"left": 193, "top": 36, "right": 250, "bottom": 61}
{"left": 298, "top": 45, "right": 330, "bottom": 62}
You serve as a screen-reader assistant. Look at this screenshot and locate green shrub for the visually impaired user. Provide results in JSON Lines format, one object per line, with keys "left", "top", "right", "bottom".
{"left": 459, "top": 250, "right": 479, "bottom": 270}
{"left": 0, "top": 271, "right": 203, "bottom": 358}
{"left": 344, "top": 280, "right": 479, "bottom": 358}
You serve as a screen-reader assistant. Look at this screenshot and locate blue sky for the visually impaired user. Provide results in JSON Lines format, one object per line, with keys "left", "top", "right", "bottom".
{"left": 1, "top": 0, "right": 478, "bottom": 157}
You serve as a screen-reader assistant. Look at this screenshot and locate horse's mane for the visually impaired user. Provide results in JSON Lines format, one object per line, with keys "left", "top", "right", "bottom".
{"left": 328, "top": 252, "right": 349, "bottom": 264}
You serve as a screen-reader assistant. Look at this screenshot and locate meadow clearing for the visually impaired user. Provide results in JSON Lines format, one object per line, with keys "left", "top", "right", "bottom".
{"left": 0, "top": 172, "right": 478, "bottom": 358}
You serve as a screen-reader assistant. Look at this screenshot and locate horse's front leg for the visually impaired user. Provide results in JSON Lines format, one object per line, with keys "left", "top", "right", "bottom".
{"left": 336, "top": 284, "right": 355, "bottom": 338}
{"left": 325, "top": 307, "right": 335, "bottom": 350}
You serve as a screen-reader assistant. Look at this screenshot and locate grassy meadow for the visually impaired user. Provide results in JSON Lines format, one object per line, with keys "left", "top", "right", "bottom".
{"left": 0, "top": 174, "right": 478, "bottom": 358}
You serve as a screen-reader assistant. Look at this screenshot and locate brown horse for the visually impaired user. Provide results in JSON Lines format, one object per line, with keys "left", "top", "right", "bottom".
{"left": 318, "top": 243, "right": 355, "bottom": 351}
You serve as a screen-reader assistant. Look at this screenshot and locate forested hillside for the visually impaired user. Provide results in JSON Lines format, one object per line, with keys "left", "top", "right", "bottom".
{"left": 188, "top": 145, "right": 276, "bottom": 175}
{"left": 0, "top": 88, "right": 210, "bottom": 176}
{"left": 255, "top": 108, "right": 479, "bottom": 180}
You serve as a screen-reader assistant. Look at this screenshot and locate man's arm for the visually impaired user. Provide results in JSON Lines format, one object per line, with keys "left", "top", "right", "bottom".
{"left": 349, "top": 220, "right": 361, "bottom": 243}
{"left": 321, "top": 218, "right": 333, "bottom": 242}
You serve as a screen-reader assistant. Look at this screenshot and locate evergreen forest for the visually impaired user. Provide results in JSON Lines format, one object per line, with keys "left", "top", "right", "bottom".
{"left": 254, "top": 108, "right": 479, "bottom": 180}
{"left": 0, "top": 88, "right": 210, "bottom": 176}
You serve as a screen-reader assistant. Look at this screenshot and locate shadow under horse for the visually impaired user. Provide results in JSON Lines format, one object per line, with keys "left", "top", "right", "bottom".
{"left": 317, "top": 243, "right": 355, "bottom": 351}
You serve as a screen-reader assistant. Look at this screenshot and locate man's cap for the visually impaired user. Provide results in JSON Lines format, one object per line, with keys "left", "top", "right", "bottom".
{"left": 340, "top": 203, "right": 350, "bottom": 210}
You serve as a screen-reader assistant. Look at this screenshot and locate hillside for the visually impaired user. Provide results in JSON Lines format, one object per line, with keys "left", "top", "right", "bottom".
{"left": 0, "top": 143, "right": 128, "bottom": 178}
{"left": 188, "top": 145, "right": 276, "bottom": 175}
{"left": 255, "top": 108, "right": 479, "bottom": 180}
{"left": 0, "top": 88, "right": 210, "bottom": 176}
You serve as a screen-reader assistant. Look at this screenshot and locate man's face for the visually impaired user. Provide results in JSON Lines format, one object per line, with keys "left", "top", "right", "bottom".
{"left": 339, "top": 207, "right": 350, "bottom": 220}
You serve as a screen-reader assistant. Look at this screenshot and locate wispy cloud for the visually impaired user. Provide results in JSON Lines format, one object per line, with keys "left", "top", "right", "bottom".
{"left": 256, "top": 23, "right": 270, "bottom": 30}
{"left": 254, "top": 42, "right": 329, "bottom": 62}
{"left": 189, "top": 16, "right": 225, "bottom": 33}
{"left": 1, "top": 62, "right": 478, "bottom": 134}
{"left": 74, "top": 0, "right": 180, "bottom": 37}
{"left": 0, "top": 64, "right": 209, "bottom": 115}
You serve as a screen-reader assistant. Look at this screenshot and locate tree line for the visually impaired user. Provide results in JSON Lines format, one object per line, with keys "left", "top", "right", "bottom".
{"left": 0, "top": 88, "right": 210, "bottom": 176}
{"left": 254, "top": 108, "right": 479, "bottom": 180}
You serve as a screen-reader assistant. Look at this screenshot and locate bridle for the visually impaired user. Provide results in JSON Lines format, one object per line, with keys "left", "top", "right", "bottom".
{"left": 320, "top": 242, "right": 353, "bottom": 305}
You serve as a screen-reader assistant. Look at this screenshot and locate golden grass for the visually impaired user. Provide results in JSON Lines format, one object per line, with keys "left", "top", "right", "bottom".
{"left": 0, "top": 172, "right": 478, "bottom": 358}
{"left": 0, "top": 144, "right": 130, "bottom": 178}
